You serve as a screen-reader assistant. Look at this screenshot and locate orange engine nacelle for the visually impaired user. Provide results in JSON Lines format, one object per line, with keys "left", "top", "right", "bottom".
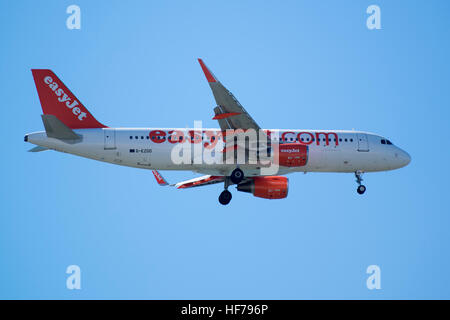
{"left": 276, "top": 143, "right": 308, "bottom": 167}
{"left": 237, "top": 176, "right": 289, "bottom": 199}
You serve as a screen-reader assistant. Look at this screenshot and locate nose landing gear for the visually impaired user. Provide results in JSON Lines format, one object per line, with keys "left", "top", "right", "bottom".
{"left": 355, "top": 171, "right": 366, "bottom": 195}
{"left": 357, "top": 184, "right": 366, "bottom": 195}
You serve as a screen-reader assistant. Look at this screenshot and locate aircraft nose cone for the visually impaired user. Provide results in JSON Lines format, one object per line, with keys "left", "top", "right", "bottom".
{"left": 403, "top": 151, "right": 411, "bottom": 166}
{"left": 396, "top": 149, "right": 411, "bottom": 168}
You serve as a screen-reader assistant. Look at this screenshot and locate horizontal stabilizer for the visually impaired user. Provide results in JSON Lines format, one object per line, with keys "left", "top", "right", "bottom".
{"left": 28, "top": 146, "right": 49, "bottom": 152}
{"left": 41, "top": 114, "right": 81, "bottom": 140}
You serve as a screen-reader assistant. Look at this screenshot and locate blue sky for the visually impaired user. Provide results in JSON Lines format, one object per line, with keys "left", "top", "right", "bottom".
{"left": 1, "top": 0, "right": 449, "bottom": 299}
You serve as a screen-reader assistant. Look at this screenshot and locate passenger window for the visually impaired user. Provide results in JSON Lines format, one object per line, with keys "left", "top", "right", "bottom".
{"left": 350, "top": 139, "right": 353, "bottom": 142}
{"left": 146, "top": 136, "right": 149, "bottom": 139}
{"left": 345, "top": 138, "right": 348, "bottom": 142}
{"left": 135, "top": 136, "right": 138, "bottom": 139}
{"left": 130, "top": 136, "right": 133, "bottom": 139}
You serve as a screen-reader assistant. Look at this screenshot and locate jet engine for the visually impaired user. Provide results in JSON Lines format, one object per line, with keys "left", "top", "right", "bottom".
{"left": 237, "top": 176, "right": 288, "bottom": 199}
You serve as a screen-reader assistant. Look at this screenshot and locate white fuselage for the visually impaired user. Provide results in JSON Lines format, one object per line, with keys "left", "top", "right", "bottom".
{"left": 25, "top": 128, "right": 411, "bottom": 176}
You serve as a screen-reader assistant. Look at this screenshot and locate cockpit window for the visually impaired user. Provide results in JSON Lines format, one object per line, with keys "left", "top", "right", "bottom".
{"left": 381, "top": 139, "right": 386, "bottom": 144}
{"left": 387, "top": 140, "right": 393, "bottom": 145}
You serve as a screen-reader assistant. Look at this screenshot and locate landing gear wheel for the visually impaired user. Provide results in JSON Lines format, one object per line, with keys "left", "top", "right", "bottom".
{"left": 230, "top": 168, "right": 244, "bottom": 184}
{"left": 219, "top": 190, "right": 232, "bottom": 205}
{"left": 354, "top": 171, "right": 366, "bottom": 195}
{"left": 357, "top": 185, "right": 366, "bottom": 195}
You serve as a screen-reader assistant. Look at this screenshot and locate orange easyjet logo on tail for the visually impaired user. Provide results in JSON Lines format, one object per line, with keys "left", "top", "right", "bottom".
{"left": 43, "top": 76, "right": 87, "bottom": 121}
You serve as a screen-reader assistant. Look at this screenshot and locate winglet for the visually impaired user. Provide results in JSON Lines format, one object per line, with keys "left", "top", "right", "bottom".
{"left": 198, "top": 59, "right": 218, "bottom": 83}
{"left": 152, "top": 170, "right": 169, "bottom": 186}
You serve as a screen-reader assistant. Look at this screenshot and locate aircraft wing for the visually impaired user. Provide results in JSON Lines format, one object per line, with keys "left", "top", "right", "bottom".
{"left": 198, "top": 59, "right": 272, "bottom": 166}
{"left": 198, "top": 59, "right": 262, "bottom": 131}
{"left": 152, "top": 170, "right": 225, "bottom": 189}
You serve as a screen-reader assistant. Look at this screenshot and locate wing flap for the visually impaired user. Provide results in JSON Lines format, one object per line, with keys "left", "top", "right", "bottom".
{"left": 175, "top": 175, "right": 224, "bottom": 189}
{"left": 152, "top": 170, "right": 225, "bottom": 189}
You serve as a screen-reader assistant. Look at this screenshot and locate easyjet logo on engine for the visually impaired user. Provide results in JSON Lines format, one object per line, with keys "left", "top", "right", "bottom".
{"left": 280, "top": 148, "right": 300, "bottom": 153}
{"left": 44, "top": 76, "right": 87, "bottom": 121}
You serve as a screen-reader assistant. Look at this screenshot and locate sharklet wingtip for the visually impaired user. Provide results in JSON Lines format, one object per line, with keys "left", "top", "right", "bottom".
{"left": 198, "top": 58, "right": 217, "bottom": 83}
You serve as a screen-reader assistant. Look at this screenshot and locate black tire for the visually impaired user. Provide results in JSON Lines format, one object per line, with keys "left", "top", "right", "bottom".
{"left": 219, "top": 190, "right": 232, "bottom": 205}
{"left": 230, "top": 168, "right": 244, "bottom": 184}
{"left": 357, "top": 185, "right": 366, "bottom": 195}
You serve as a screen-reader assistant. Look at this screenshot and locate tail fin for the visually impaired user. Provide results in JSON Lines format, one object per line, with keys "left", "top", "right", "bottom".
{"left": 31, "top": 69, "right": 106, "bottom": 129}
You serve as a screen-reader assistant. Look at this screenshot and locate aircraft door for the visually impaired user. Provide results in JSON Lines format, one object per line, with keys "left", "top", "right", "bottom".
{"left": 104, "top": 128, "right": 116, "bottom": 150}
{"left": 356, "top": 133, "right": 369, "bottom": 152}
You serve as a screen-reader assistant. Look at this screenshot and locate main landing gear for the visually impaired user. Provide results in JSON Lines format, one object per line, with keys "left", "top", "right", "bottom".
{"left": 219, "top": 169, "right": 245, "bottom": 205}
{"left": 219, "top": 189, "right": 232, "bottom": 205}
{"left": 219, "top": 176, "right": 233, "bottom": 205}
{"left": 355, "top": 170, "right": 366, "bottom": 195}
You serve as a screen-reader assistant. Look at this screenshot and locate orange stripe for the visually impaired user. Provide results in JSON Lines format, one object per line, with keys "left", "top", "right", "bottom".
{"left": 212, "top": 112, "right": 241, "bottom": 120}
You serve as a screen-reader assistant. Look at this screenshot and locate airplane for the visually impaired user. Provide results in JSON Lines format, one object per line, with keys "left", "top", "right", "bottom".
{"left": 24, "top": 59, "right": 411, "bottom": 205}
